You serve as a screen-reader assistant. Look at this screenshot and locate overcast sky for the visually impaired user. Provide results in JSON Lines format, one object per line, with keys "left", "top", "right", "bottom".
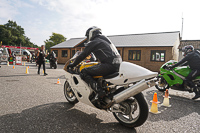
{"left": 0, "top": 0, "right": 200, "bottom": 46}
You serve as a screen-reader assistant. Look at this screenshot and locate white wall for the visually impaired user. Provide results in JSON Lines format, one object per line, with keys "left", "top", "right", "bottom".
{"left": 172, "top": 36, "right": 180, "bottom": 61}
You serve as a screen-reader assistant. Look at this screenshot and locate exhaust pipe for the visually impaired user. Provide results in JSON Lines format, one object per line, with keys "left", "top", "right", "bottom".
{"left": 112, "top": 78, "right": 157, "bottom": 104}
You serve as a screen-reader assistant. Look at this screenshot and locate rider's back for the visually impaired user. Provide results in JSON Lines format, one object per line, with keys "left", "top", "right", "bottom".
{"left": 185, "top": 50, "right": 200, "bottom": 70}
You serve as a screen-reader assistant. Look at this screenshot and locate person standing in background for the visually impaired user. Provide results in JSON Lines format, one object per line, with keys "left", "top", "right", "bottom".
{"left": 37, "top": 45, "right": 48, "bottom": 76}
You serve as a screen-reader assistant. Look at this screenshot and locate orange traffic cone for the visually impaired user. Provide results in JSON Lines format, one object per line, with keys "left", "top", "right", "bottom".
{"left": 56, "top": 78, "right": 60, "bottom": 84}
{"left": 161, "top": 89, "right": 171, "bottom": 107}
{"left": 149, "top": 92, "right": 161, "bottom": 114}
{"left": 28, "top": 66, "right": 29, "bottom": 69}
{"left": 25, "top": 67, "right": 29, "bottom": 74}
{"left": 13, "top": 65, "right": 15, "bottom": 69}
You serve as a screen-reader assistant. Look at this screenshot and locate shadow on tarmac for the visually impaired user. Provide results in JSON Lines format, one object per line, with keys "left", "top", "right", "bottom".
{"left": 0, "top": 74, "right": 38, "bottom": 77}
{"left": 145, "top": 90, "right": 200, "bottom": 122}
{"left": 46, "top": 75, "right": 66, "bottom": 80}
{"left": 0, "top": 102, "right": 137, "bottom": 133}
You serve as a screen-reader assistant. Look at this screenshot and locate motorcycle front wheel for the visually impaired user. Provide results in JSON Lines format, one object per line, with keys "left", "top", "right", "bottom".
{"left": 113, "top": 92, "right": 148, "bottom": 128}
{"left": 54, "top": 64, "right": 57, "bottom": 69}
{"left": 155, "top": 76, "right": 169, "bottom": 91}
{"left": 64, "top": 81, "right": 78, "bottom": 104}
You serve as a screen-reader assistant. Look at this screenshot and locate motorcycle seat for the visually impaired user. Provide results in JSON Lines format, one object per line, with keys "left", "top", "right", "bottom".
{"left": 103, "top": 72, "right": 119, "bottom": 79}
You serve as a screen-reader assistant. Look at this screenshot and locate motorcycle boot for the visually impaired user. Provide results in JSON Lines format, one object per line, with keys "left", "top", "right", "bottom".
{"left": 90, "top": 82, "right": 106, "bottom": 99}
{"left": 192, "top": 87, "right": 200, "bottom": 100}
{"left": 96, "top": 86, "right": 106, "bottom": 99}
{"left": 81, "top": 69, "right": 106, "bottom": 99}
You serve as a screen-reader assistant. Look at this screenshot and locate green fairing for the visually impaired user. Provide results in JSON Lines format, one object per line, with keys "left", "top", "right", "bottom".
{"left": 159, "top": 67, "right": 183, "bottom": 87}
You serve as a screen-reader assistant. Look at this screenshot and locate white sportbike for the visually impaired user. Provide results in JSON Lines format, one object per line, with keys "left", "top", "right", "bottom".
{"left": 64, "top": 52, "right": 157, "bottom": 128}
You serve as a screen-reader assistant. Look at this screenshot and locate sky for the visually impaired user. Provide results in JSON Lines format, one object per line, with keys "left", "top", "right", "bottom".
{"left": 0, "top": 0, "right": 200, "bottom": 46}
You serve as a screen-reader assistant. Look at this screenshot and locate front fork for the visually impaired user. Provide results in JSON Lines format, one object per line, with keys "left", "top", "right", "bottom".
{"left": 156, "top": 75, "right": 165, "bottom": 86}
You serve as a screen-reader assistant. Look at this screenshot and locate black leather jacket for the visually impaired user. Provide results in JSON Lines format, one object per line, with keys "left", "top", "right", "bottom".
{"left": 172, "top": 50, "right": 200, "bottom": 70}
{"left": 38, "top": 50, "right": 45, "bottom": 63}
{"left": 73, "top": 35, "right": 122, "bottom": 66}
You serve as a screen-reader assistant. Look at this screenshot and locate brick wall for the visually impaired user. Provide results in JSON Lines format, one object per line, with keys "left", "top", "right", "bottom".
{"left": 117, "top": 47, "right": 173, "bottom": 72}
{"left": 52, "top": 46, "right": 174, "bottom": 72}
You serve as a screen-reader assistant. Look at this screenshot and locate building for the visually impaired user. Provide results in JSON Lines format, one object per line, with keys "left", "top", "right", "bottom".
{"left": 178, "top": 40, "right": 200, "bottom": 60}
{"left": 51, "top": 31, "right": 180, "bottom": 72}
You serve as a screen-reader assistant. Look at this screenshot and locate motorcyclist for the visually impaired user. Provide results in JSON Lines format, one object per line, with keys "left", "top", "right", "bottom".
{"left": 50, "top": 51, "right": 56, "bottom": 60}
{"left": 169, "top": 45, "right": 200, "bottom": 100}
{"left": 67, "top": 26, "right": 122, "bottom": 98}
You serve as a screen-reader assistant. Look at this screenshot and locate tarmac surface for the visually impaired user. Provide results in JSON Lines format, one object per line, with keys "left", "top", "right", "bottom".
{"left": 0, "top": 62, "right": 200, "bottom": 133}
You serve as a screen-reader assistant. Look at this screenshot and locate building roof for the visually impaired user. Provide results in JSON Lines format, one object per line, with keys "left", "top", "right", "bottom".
{"left": 179, "top": 40, "right": 200, "bottom": 50}
{"left": 51, "top": 37, "right": 85, "bottom": 48}
{"left": 51, "top": 31, "right": 180, "bottom": 49}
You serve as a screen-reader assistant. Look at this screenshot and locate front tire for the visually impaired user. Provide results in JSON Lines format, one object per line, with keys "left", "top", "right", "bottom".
{"left": 155, "top": 76, "right": 169, "bottom": 91}
{"left": 54, "top": 64, "right": 57, "bottom": 69}
{"left": 64, "top": 81, "right": 78, "bottom": 104}
{"left": 113, "top": 92, "right": 148, "bottom": 128}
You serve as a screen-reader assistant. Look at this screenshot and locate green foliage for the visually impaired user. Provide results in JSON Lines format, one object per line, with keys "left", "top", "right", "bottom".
{"left": 0, "top": 20, "right": 38, "bottom": 48}
{"left": 45, "top": 32, "right": 66, "bottom": 52}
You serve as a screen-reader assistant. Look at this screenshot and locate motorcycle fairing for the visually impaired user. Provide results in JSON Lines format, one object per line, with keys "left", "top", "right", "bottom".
{"left": 160, "top": 72, "right": 183, "bottom": 87}
{"left": 106, "top": 62, "right": 158, "bottom": 85}
{"left": 65, "top": 72, "right": 95, "bottom": 107}
{"left": 159, "top": 60, "right": 183, "bottom": 86}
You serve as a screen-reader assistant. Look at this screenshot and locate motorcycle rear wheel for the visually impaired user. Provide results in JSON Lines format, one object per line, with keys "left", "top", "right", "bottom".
{"left": 155, "top": 77, "right": 169, "bottom": 92}
{"left": 64, "top": 81, "right": 78, "bottom": 104}
{"left": 113, "top": 92, "right": 148, "bottom": 128}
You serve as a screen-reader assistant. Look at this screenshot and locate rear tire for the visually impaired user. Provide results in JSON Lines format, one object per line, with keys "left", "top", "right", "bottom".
{"left": 64, "top": 81, "right": 78, "bottom": 104}
{"left": 113, "top": 92, "right": 148, "bottom": 127}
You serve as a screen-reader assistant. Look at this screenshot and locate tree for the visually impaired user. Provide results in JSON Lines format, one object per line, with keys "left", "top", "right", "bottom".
{"left": 0, "top": 25, "right": 12, "bottom": 45}
{"left": 0, "top": 20, "right": 37, "bottom": 47}
{"left": 45, "top": 32, "right": 66, "bottom": 52}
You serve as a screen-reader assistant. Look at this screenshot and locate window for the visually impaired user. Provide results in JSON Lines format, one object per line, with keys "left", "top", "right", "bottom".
{"left": 151, "top": 50, "right": 165, "bottom": 62}
{"left": 128, "top": 50, "right": 141, "bottom": 61}
{"left": 62, "top": 50, "right": 68, "bottom": 57}
{"left": 72, "top": 50, "right": 75, "bottom": 57}
{"left": 53, "top": 50, "right": 58, "bottom": 57}
{"left": 118, "top": 50, "right": 120, "bottom": 55}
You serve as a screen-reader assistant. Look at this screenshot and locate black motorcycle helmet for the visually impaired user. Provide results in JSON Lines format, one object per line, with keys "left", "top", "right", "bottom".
{"left": 85, "top": 26, "right": 102, "bottom": 42}
{"left": 182, "top": 45, "right": 194, "bottom": 56}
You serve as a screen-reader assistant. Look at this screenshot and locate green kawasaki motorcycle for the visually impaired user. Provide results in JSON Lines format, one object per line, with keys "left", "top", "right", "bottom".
{"left": 155, "top": 60, "right": 200, "bottom": 92}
